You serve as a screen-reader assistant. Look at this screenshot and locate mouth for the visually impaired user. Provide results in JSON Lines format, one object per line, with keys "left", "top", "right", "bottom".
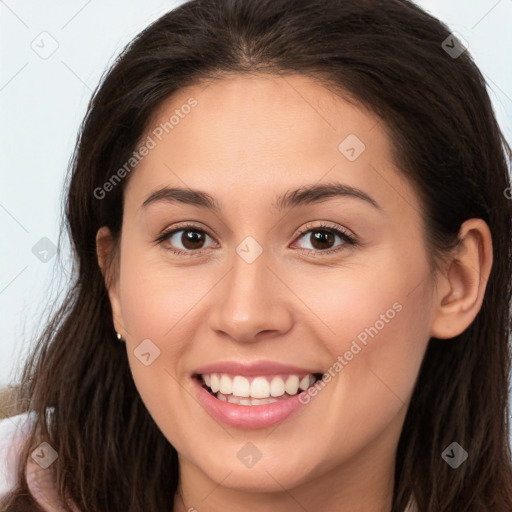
{"left": 193, "top": 372, "right": 324, "bottom": 406}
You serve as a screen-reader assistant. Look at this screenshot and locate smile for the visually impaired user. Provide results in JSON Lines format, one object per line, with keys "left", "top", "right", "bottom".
{"left": 191, "top": 362, "right": 325, "bottom": 429}
{"left": 197, "top": 373, "right": 322, "bottom": 405}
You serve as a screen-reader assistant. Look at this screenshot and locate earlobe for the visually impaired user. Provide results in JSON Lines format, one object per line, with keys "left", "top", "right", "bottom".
{"left": 429, "top": 218, "right": 493, "bottom": 340}
{"left": 96, "top": 226, "right": 126, "bottom": 337}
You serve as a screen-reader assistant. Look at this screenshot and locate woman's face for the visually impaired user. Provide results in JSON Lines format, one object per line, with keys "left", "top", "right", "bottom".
{"left": 101, "top": 74, "right": 439, "bottom": 504}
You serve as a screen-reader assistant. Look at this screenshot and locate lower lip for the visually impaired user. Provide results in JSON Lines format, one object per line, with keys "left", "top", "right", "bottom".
{"left": 192, "top": 377, "right": 308, "bottom": 429}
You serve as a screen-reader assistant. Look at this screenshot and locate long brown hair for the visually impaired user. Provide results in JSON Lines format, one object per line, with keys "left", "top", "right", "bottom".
{"left": 2, "top": 0, "right": 512, "bottom": 510}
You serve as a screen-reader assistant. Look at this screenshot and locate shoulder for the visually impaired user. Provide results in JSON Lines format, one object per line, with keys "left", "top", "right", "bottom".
{"left": 0, "top": 411, "right": 38, "bottom": 499}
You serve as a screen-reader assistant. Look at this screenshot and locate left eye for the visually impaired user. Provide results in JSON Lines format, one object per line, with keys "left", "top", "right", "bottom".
{"left": 292, "top": 225, "right": 356, "bottom": 254}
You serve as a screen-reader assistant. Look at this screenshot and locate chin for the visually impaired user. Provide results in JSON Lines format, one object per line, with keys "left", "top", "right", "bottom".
{"left": 197, "top": 456, "right": 316, "bottom": 493}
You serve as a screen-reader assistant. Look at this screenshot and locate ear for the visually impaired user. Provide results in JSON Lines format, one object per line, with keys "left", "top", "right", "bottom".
{"left": 96, "top": 226, "right": 126, "bottom": 338}
{"left": 430, "top": 218, "right": 493, "bottom": 339}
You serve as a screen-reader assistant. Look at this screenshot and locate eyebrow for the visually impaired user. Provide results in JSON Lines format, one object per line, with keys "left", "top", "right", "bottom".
{"left": 140, "top": 181, "right": 381, "bottom": 213}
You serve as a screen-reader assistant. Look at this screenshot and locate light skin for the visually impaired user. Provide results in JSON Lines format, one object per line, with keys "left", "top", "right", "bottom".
{"left": 96, "top": 74, "right": 493, "bottom": 512}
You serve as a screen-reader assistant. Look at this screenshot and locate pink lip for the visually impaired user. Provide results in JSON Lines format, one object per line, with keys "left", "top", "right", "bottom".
{"left": 192, "top": 376, "right": 310, "bottom": 429}
{"left": 194, "top": 360, "right": 322, "bottom": 377}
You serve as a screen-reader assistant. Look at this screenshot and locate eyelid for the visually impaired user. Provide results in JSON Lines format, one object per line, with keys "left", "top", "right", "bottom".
{"left": 293, "top": 221, "right": 356, "bottom": 241}
{"left": 159, "top": 220, "right": 213, "bottom": 237}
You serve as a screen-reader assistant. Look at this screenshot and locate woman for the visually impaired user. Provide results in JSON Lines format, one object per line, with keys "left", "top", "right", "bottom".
{"left": 1, "top": 0, "right": 511, "bottom": 510}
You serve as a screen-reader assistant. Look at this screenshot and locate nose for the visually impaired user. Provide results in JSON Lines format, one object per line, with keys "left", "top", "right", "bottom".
{"left": 207, "top": 245, "right": 294, "bottom": 343}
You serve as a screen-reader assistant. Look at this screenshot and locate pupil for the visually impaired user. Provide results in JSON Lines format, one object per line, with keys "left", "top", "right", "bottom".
{"left": 312, "top": 231, "right": 333, "bottom": 250}
{"left": 183, "top": 230, "right": 204, "bottom": 249}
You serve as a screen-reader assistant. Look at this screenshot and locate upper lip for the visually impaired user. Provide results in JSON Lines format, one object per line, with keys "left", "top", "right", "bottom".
{"left": 193, "top": 360, "right": 324, "bottom": 377}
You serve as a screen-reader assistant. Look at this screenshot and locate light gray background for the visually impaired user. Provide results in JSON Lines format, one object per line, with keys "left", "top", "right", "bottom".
{"left": 1, "top": 0, "right": 511, "bottom": 440}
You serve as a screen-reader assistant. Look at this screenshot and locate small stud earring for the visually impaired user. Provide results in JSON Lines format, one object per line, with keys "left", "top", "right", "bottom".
{"left": 116, "top": 332, "right": 124, "bottom": 341}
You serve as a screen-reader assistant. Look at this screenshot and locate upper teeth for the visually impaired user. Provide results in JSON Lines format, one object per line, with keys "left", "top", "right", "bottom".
{"left": 202, "top": 373, "right": 316, "bottom": 398}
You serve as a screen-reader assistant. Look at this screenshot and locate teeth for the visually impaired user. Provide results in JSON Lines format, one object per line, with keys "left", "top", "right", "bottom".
{"left": 220, "top": 393, "right": 280, "bottom": 406}
{"left": 299, "top": 375, "right": 310, "bottom": 390}
{"left": 210, "top": 374, "right": 220, "bottom": 393}
{"left": 251, "top": 377, "right": 270, "bottom": 398}
{"left": 232, "top": 376, "right": 250, "bottom": 397}
{"left": 219, "top": 374, "right": 232, "bottom": 395}
{"left": 201, "top": 372, "right": 317, "bottom": 400}
{"left": 270, "top": 376, "right": 285, "bottom": 397}
{"left": 284, "top": 375, "right": 299, "bottom": 395}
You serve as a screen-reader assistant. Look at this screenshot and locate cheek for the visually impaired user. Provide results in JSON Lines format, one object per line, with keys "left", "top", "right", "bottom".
{"left": 292, "top": 247, "right": 430, "bottom": 348}
{"left": 305, "top": 244, "right": 432, "bottom": 407}
{"left": 115, "top": 245, "right": 205, "bottom": 398}
{"left": 116, "top": 252, "right": 207, "bottom": 448}
{"left": 288, "top": 253, "right": 432, "bottom": 467}
{"left": 118, "top": 241, "right": 208, "bottom": 342}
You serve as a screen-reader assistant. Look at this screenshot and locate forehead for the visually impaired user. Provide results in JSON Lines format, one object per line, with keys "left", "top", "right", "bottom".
{"left": 146, "top": 73, "right": 386, "bottom": 157}
{"left": 124, "top": 74, "right": 418, "bottom": 220}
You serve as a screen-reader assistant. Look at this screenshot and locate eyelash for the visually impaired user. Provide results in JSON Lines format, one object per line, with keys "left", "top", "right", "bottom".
{"left": 154, "top": 222, "right": 358, "bottom": 257}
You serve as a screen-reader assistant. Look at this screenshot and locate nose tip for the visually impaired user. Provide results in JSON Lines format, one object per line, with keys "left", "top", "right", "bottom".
{"left": 207, "top": 257, "right": 294, "bottom": 343}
